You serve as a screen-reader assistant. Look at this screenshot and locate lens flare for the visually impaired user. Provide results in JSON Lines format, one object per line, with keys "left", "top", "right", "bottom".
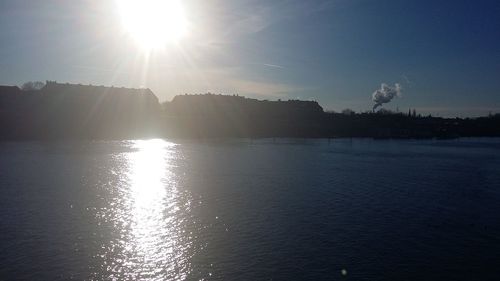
{"left": 116, "top": 0, "right": 188, "bottom": 50}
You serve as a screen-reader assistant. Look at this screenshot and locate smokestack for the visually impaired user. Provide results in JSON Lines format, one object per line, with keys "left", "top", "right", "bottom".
{"left": 372, "top": 83, "right": 402, "bottom": 111}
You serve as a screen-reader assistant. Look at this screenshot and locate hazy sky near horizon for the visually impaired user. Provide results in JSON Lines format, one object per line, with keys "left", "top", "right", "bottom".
{"left": 1, "top": 0, "right": 499, "bottom": 116}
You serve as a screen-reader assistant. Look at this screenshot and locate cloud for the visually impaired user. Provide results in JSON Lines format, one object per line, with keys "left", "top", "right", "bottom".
{"left": 260, "top": 63, "right": 285, "bottom": 69}
{"left": 189, "top": 65, "right": 298, "bottom": 97}
{"left": 401, "top": 74, "right": 412, "bottom": 84}
{"left": 230, "top": 12, "right": 270, "bottom": 35}
{"left": 227, "top": 79, "right": 297, "bottom": 97}
{"left": 247, "top": 62, "right": 285, "bottom": 69}
{"left": 372, "top": 83, "right": 402, "bottom": 110}
{"left": 143, "top": 64, "right": 299, "bottom": 100}
{"left": 210, "top": 0, "right": 339, "bottom": 41}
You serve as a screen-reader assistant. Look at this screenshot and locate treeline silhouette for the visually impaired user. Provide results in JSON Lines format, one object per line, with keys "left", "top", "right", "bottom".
{"left": 1, "top": 82, "right": 499, "bottom": 140}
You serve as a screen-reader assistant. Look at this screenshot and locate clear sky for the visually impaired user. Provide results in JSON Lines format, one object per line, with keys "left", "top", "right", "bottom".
{"left": 1, "top": 0, "right": 499, "bottom": 116}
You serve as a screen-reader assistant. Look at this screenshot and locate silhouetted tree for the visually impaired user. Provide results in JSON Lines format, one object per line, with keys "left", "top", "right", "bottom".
{"left": 21, "top": 81, "right": 45, "bottom": 91}
{"left": 377, "top": 108, "right": 395, "bottom": 115}
{"left": 341, "top": 108, "right": 355, "bottom": 115}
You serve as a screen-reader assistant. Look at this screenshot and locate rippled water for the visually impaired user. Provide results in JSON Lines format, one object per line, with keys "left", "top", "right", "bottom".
{"left": 1, "top": 138, "right": 500, "bottom": 280}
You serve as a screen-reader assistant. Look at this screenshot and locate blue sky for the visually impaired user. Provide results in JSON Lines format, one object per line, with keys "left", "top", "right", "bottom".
{"left": 1, "top": 0, "right": 499, "bottom": 116}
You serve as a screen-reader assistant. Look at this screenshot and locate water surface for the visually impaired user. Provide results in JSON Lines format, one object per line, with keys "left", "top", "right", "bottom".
{"left": 1, "top": 138, "right": 500, "bottom": 280}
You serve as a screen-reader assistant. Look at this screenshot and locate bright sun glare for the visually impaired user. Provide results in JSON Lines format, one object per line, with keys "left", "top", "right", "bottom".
{"left": 117, "top": 0, "right": 188, "bottom": 50}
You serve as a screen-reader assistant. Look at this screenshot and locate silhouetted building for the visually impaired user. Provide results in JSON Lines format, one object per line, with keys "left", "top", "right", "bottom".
{"left": 42, "top": 81, "right": 157, "bottom": 100}
{"left": 0, "top": 85, "right": 21, "bottom": 96}
{"left": 1, "top": 83, "right": 499, "bottom": 140}
{"left": 0, "top": 85, "right": 22, "bottom": 109}
{"left": 165, "top": 93, "right": 323, "bottom": 116}
{"left": 0, "top": 82, "right": 161, "bottom": 139}
{"left": 162, "top": 94, "right": 324, "bottom": 137}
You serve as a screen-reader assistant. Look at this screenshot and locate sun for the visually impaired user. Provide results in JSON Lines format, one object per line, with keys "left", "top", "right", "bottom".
{"left": 116, "top": 0, "right": 188, "bottom": 50}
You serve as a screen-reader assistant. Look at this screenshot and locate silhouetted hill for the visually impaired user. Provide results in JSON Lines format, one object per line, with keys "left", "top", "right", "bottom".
{"left": 1, "top": 83, "right": 499, "bottom": 140}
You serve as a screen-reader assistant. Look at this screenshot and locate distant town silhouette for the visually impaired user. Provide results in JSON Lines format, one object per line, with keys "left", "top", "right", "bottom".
{"left": 0, "top": 81, "right": 499, "bottom": 140}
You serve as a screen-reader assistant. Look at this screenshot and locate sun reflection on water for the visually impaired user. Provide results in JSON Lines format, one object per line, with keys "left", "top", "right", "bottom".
{"left": 102, "top": 139, "right": 193, "bottom": 280}
{"left": 128, "top": 139, "right": 171, "bottom": 212}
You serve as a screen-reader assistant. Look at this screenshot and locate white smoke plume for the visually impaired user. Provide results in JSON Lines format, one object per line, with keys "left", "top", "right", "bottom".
{"left": 372, "top": 83, "right": 402, "bottom": 111}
